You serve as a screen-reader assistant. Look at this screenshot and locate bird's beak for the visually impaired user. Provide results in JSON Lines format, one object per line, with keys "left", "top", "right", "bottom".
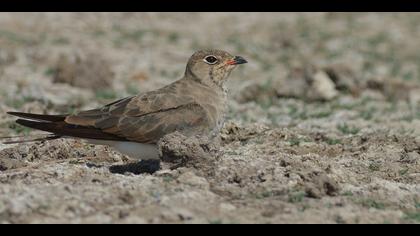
{"left": 226, "top": 56, "right": 248, "bottom": 65}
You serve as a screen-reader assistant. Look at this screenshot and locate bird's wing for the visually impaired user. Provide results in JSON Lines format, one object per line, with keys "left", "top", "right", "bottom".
{"left": 64, "top": 86, "right": 209, "bottom": 143}
{"left": 8, "top": 82, "right": 210, "bottom": 144}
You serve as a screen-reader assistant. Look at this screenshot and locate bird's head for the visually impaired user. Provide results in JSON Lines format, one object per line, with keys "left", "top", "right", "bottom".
{"left": 185, "top": 49, "right": 247, "bottom": 87}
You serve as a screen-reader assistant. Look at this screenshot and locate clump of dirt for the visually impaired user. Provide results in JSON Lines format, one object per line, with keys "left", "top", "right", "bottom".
{"left": 323, "top": 64, "right": 364, "bottom": 96}
{"left": 0, "top": 49, "right": 16, "bottom": 67}
{"left": 0, "top": 152, "right": 27, "bottom": 170}
{"left": 0, "top": 139, "right": 120, "bottom": 172}
{"left": 0, "top": 139, "right": 77, "bottom": 163}
{"left": 158, "top": 132, "right": 220, "bottom": 175}
{"left": 52, "top": 53, "right": 114, "bottom": 91}
{"left": 367, "top": 77, "right": 420, "bottom": 103}
{"left": 236, "top": 65, "right": 340, "bottom": 104}
{"left": 301, "top": 171, "right": 340, "bottom": 198}
{"left": 234, "top": 82, "right": 278, "bottom": 104}
{"left": 290, "top": 65, "right": 340, "bottom": 101}
{"left": 220, "top": 121, "right": 269, "bottom": 144}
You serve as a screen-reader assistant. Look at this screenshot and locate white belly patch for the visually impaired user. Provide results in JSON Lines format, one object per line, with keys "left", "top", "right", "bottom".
{"left": 84, "top": 139, "right": 159, "bottom": 160}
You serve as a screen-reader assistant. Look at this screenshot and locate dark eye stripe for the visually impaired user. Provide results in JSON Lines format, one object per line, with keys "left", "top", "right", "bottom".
{"left": 204, "top": 55, "right": 218, "bottom": 64}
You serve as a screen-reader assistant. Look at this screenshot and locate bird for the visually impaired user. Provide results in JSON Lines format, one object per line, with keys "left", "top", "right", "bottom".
{"left": 4, "top": 49, "right": 247, "bottom": 160}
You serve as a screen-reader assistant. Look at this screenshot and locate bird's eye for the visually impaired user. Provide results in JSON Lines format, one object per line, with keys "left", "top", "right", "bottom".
{"left": 204, "top": 55, "right": 218, "bottom": 65}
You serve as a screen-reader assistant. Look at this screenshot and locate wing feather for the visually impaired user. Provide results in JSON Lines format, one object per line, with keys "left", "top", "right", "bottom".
{"left": 63, "top": 81, "right": 209, "bottom": 143}
{"left": 9, "top": 80, "right": 212, "bottom": 143}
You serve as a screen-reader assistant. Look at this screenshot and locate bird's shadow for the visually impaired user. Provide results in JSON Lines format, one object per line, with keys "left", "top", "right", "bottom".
{"left": 109, "top": 159, "right": 161, "bottom": 175}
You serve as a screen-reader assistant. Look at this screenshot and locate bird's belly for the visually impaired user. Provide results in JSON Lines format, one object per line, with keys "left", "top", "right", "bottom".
{"left": 84, "top": 139, "right": 159, "bottom": 160}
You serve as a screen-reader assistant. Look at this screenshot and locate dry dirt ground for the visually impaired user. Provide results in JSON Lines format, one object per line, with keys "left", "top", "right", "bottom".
{"left": 0, "top": 13, "right": 419, "bottom": 224}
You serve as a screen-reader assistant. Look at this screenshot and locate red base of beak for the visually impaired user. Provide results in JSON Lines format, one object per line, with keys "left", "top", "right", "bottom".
{"left": 227, "top": 56, "right": 248, "bottom": 65}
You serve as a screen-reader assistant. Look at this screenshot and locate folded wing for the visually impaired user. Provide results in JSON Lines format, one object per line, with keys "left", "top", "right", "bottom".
{"left": 8, "top": 85, "right": 209, "bottom": 144}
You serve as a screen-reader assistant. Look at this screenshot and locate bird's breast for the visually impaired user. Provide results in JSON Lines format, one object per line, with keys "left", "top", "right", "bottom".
{"left": 182, "top": 79, "right": 228, "bottom": 136}
{"left": 199, "top": 90, "right": 228, "bottom": 137}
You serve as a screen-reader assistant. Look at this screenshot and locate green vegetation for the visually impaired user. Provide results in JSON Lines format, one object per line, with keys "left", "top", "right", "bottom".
{"left": 342, "top": 191, "right": 354, "bottom": 197}
{"left": 52, "top": 37, "right": 70, "bottom": 45}
{"left": 5, "top": 97, "right": 36, "bottom": 109}
{"left": 125, "top": 83, "right": 140, "bottom": 95}
{"left": 256, "top": 190, "right": 274, "bottom": 199}
{"left": 44, "top": 67, "right": 57, "bottom": 76}
{"left": 162, "top": 176, "right": 175, "bottom": 183}
{"left": 326, "top": 138, "right": 342, "bottom": 145}
{"left": 337, "top": 123, "right": 360, "bottom": 135}
{"left": 359, "top": 199, "right": 386, "bottom": 210}
{"left": 0, "top": 30, "right": 33, "bottom": 45}
{"left": 403, "top": 212, "right": 420, "bottom": 222}
{"left": 399, "top": 168, "right": 409, "bottom": 176}
{"left": 369, "top": 163, "right": 381, "bottom": 172}
{"left": 288, "top": 137, "right": 311, "bottom": 146}
{"left": 209, "top": 219, "right": 223, "bottom": 224}
{"left": 2, "top": 121, "right": 32, "bottom": 135}
{"left": 359, "top": 108, "right": 376, "bottom": 120}
{"left": 167, "top": 32, "right": 179, "bottom": 43}
{"left": 288, "top": 191, "right": 306, "bottom": 203}
{"left": 95, "top": 89, "right": 118, "bottom": 100}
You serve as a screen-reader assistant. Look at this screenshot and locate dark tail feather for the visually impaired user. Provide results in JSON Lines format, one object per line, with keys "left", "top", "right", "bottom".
{"left": 2, "top": 135, "right": 61, "bottom": 144}
{"left": 7, "top": 112, "right": 67, "bottom": 122}
{"left": 14, "top": 119, "right": 126, "bottom": 141}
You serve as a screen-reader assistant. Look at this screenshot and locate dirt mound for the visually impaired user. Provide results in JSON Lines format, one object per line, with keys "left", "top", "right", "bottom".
{"left": 52, "top": 53, "right": 114, "bottom": 91}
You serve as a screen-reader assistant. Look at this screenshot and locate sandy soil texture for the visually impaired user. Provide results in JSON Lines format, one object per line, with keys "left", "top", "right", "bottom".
{"left": 0, "top": 13, "right": 419, "bottom": 224}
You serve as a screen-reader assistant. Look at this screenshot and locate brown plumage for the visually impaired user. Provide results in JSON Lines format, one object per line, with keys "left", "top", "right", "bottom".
{"left": 5, "top": 49, "right": 247, "bottom": 159}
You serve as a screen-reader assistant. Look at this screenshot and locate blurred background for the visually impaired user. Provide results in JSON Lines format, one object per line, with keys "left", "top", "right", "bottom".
{"left": 1, "top": 12, "right": 420, "bottom": 136}
{"left": 0, "top": 13, "right": 419, "bottom": 224}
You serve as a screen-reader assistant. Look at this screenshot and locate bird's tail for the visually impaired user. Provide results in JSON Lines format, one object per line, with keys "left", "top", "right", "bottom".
{"left": 1, "top": 111, "right": 65, "bottom": 144}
